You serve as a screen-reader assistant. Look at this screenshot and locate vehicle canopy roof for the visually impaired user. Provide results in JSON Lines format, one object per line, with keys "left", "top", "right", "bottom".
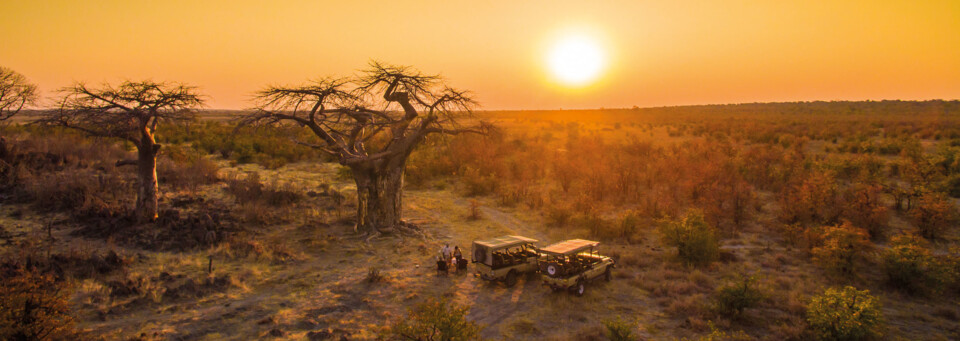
{"left": 539, "top": 239, "right": 600, "bottom": 256}
{"left": 472, "top": 235, "right": 538, "bottom": 250}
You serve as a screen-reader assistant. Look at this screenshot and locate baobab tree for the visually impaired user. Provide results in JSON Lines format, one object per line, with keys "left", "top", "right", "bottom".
{"left": 243, "top": 62, "right": 485, "bottom": 236}
{"left": 41, "top": 81, "right": 204, "bottom": 222}
{"left": 0, "top": 66, "right": 39, "bottom": 158}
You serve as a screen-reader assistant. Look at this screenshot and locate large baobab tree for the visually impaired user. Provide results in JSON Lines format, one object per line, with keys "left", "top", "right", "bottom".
{"left": 41, "top": 81, "right": 204, "bottom": 222}
{"left": 0, "top": 66, "right": 39, "bottom": 158}
{"left": 244, "top": 62, "right": 485, "bottom": 236}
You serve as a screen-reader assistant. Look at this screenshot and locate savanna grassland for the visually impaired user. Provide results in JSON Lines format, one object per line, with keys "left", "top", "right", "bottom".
{"left": 2, "top": 101, "right": 960, "bottom": 340}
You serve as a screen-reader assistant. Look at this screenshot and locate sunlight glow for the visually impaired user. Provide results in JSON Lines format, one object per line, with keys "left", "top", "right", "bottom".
{"left": 547, "top": 34, "right": 606, "bottom": 86}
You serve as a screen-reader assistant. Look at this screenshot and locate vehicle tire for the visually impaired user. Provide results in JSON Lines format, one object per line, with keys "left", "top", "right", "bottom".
{"left": 574, "top": 281, "right": 586, "bottom": 297}
{"left": 505, "top": 270, "right": 518, "bottom": 287}
{"left": 604, "top": 267, "right": 612, "bottom": 282}
{"left": 546, "top": 263, "right": 558, "bottom": 277}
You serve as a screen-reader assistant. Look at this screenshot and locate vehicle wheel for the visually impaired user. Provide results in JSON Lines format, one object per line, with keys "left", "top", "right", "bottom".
{"left": 546, "top": 263, "right": 558, "bottom": 277}
{"left": 604, "top": 267, "right": 612, "bottom": 282}
{"left": 504, "top": 271, "right": 518, "bottom": 287}
{"left": 574, "top": 281, "right": 586, "bottom": 297}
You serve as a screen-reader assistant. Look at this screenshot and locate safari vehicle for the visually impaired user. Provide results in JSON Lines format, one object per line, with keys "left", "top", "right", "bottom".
{"left": 539, "top": 239, "right": 615, "bottom": 296}
{"left": 471, "top": 235, "right": 539, "bottom": 287}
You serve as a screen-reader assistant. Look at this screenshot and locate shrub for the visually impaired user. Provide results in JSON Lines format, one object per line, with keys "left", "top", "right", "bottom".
{"left": 946, "top": 174, "right": 960, "bottom": 198}
{"left": 806, "top": 286, "right": 883, "bottom": 341}
{"left": 0, "top": 269, "right": 77, "bottom": 340}
{"left": 546, "top": 203, "right": 573, "bottom": 227}
{"left": 841, "top": 184, "right": 888, "bottom": 239}
{"left": 693, "top": 324, "right": 751, "bottom": 341}
{"left": 388, "top": 298, "right": 480, "bottom": 341}
{"left": 811, "top": 222, "right": 871, "bottom": 278}
{"left": 460, "top": 167, "right": 497, "bottom": 197}
{"left": 224, "top": 172, "right": 302, "bottom": 207}
{"left": 713, "top": 275, "right": 763, "bottom": 316}
{"left": 602, "top": 316, "right": 636, "bottom": 341}
{"left": 909, "top": 191, "right": 957, "bottom": 240}
{"left": 574, "top": 210, "right": 610, "bottom": 239}
{"left": 157, "top": 155, "right": 219, "bottom": 191}
{"left": 366, "top": 267, "right": 384, "bottom": 283}
{"left": 659, "top": 210, "right": 719, "bottom": 267}
{"left": 881, "top": 234, "right": 949, "bottom": 295}
{"left": 615, "top": 211, "right": 642, "bottom": 241}
{"left": 778, "top": 170, "right": 842, "bottom": 225}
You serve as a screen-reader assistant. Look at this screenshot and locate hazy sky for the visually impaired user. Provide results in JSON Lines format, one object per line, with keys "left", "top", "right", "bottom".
{"left": 2, "top": 1, "right": 958, "bottom": 110}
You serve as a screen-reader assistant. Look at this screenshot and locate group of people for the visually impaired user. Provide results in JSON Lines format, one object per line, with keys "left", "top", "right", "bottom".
{"left": 437, "top": 244, "right": 466, "bottom": 274}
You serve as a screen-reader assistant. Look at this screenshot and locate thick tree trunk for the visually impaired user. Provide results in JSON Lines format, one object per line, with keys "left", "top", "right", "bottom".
{"left": 135, "top": 143, "right": 159, "bottom": 222}
{"left": 352, "top": 162, "right": 405, "bottom": 235}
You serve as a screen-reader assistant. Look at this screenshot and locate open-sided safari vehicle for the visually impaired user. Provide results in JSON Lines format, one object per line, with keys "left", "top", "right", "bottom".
{"left": 539, "top": 239, "right": 615, "bottom": 296}
{"left": 471, "top": 235, "right": 539, "bottom": 287}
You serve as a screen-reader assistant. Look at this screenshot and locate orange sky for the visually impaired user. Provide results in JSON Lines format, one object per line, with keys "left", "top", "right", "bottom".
{"left": 2, "top": 1, "right": 958, "bottom": 110}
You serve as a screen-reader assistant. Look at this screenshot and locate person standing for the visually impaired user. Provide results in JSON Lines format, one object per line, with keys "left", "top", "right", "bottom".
{"left": 453, "top": 246, "right": 464, "bottom": 271}
{"left": 441, "top": 244, "right": 452, "bottom": 265}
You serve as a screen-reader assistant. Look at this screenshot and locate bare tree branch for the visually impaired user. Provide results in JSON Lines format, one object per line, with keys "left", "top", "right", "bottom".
{"left": 243, "top": 61, "right": 481, "bottom": 167}
{"left": 0, "top": 66, "right": 39, "bottom": 123}
{"left": 37, "top": 80, "right": 204, "bottom": 148}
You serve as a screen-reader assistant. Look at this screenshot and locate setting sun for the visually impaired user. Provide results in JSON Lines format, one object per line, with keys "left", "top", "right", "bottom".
{"left": 547, "top": 34, "right": 606, "bottom": 86}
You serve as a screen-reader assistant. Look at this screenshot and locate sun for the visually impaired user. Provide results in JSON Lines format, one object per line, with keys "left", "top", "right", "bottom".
{"left": 547, "top": 34, "right": 606, "bottom": 86}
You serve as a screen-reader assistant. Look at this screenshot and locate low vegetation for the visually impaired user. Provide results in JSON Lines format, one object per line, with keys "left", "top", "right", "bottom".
{"left": 0, "top": 269, "right": 78, "bottom": 340}
{"left": 806, "top": 286, "right": 884, "bottom": 341}
{"left": 712, "top": 275, "right": 763, "bottom": 317}
{"left": 601, "top": 316, "right": 637, "bottom": 341}
{"left": 659, "top": 210, "right": 719, "bottom": 267}
{"left": 387, "top": 299, "right": 480, "bottom": 341}
{"left": 1, "top": 101, "right": 959, "bottom": 339}
{"left": 882, "top": 234, "right": 952, "bottom": 295}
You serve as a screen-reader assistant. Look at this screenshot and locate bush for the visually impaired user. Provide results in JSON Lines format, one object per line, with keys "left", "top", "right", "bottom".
{"left": 546, "top": 203, "right": 573, "bottom": 227}
{"left": 806, "top": 286, "right": 883, "bottom": 341}
{"left": 946, "top": 174, "right": 960, "bottom": 198}
{"left": 162, "top": 121, "right": 327, "bottom": 169}
{"left": 841, "top": 184, "right": 888, "bottom": 239}
{"left": 811, "top": 222, "right": 871, "bottom": 278}
{"left": 0, "top": 269, "right": 78, "bottom": 340}
{"left": 460, "top": 167, "right": 497, "bottom": 197}
{"left": 224, "top": 172, "right": 302, "bottom": 207}
{"left": 713, "top": 275, "right": 763, "bottom": 316}
{"left": 388, "top": 298, "right": 480, "bottom": 341}
{"left": 602, "top": 316, "right": 636, "bottom": 341}
{"left": 659, "top": 210, "right": 719, "bottom": 267}
{"left": 157, "top": 154, "right": 220, "bottom": 190}
{"left": 909, "top": 191, "right": 957, "bottom": 240}
{"left": 778, "top": 170, "right": 842, "bottom": 225}
{"left": 693, "top": 324, "right": 751, "bottom": 341}
{"left": 881, "top": 234, "right": 950, "bottom": 295}
{"left": 365, "top": 267, "right": 384, "bottom": 283}
{"left": 615, "top": 211, "right": 642, "bottom": 241}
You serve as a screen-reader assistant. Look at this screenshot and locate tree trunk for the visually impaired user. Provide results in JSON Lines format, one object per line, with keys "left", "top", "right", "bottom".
{"left": 0, "top": 136, "right": 8, "bottom": 161}
{"left": 135, "top": 143, "right": 159, "bottom": 222}
{"left": 352, "top": 163, "right": 405, "bottom": 234}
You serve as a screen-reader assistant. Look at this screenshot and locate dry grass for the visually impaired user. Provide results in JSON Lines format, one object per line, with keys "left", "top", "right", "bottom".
{"left": 1, "top": 105, "right": 959, "bottom": 339}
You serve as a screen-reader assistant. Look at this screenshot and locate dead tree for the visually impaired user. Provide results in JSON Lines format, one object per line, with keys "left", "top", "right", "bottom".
{"left": 0, "top": 66, "right": 39, "bottom": 158}
{"left": 243, "top": 62, "right": 485, "bottom": 236}
{"left": 40, "top": 81, "right": 203, "bottom": 222}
